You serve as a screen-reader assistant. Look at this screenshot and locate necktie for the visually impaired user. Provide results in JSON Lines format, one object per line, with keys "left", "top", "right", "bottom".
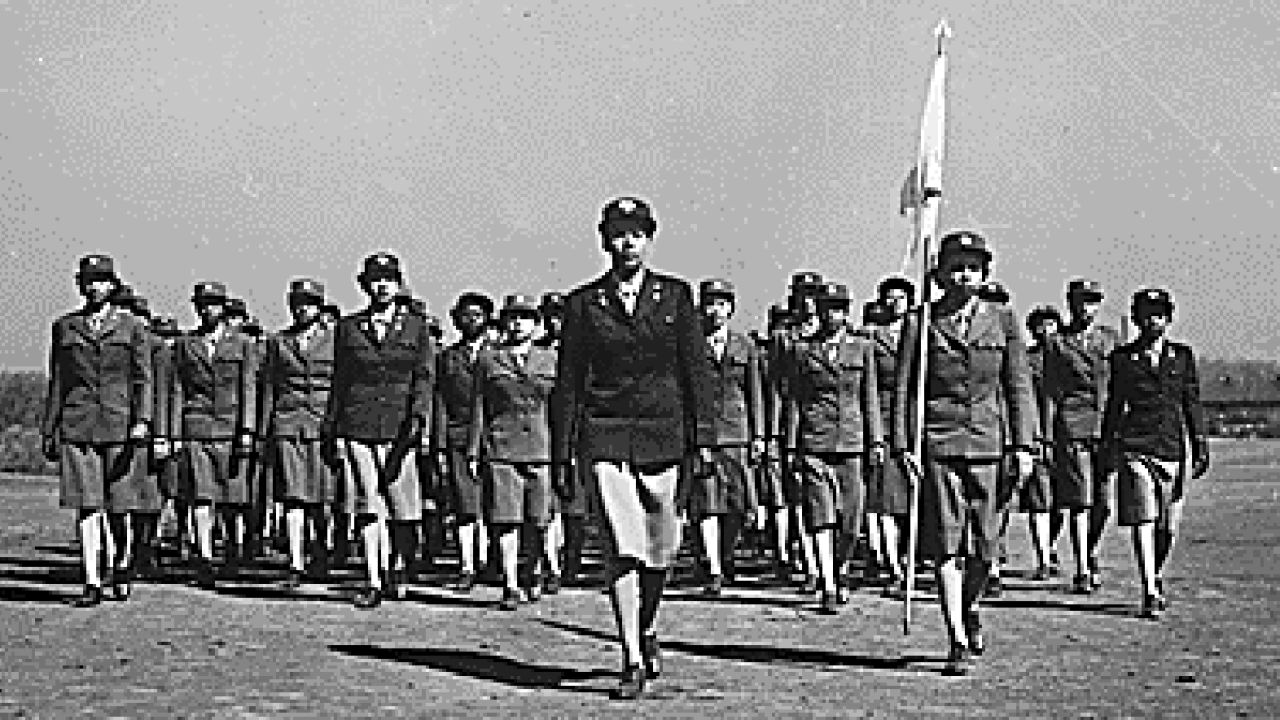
{"left": 618, "top": 287, "right": 638, "bottom": 315}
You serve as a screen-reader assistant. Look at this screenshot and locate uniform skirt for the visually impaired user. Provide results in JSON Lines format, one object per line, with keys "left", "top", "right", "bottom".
{"left": 272, "top": 438, "right": 334, "bottom": 505}
{"left": 111, "top": 445, "right": 163, "bottom": 513}
{"left": 1117, "top": 453, "right": 1183, "bottom": 529}
{"left": 689, "top": 446, "right": 750, "bottom": 518}
{"left": 1018, "top": 459, "right": 1053, "bottom": 513}
{"left": 486, "top": 461, "right": 553, "bottom": 526}
{"left": 592, "top": 460, "right": 680, "bottom": 570}
{"left": 798, "top": 452, "right": 865, "bottom": 536}
{"left": 342, "top": 439, "right": 422, "bottom": 522}
{"left": 1052, "top": 439, "right": 1109, "bottom": 509}
{"left": 868, "top": 454, "right": 912, "bottom": 516}
{"left": 59, "top": 442, "right": 132, "bottom": 511}
{"left": 919, "top": 456, "right": 1000, "bottom": 562}
{"left": 186, "top": 440, "right": 252, "bottom": 506}
{"left": 756, "top": 456, "right": 786, "bottom": 510}
{"left": 445, "top": 448, "right": 485, "bottom": 520}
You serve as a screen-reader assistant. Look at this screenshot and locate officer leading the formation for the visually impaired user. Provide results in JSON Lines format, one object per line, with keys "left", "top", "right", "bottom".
{"left": 551, "top": 196, "right": 714, "bottom": 700}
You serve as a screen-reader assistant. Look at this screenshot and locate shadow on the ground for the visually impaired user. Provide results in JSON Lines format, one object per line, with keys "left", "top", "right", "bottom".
{"left": 988, "top": 597, "right": 1137, "bottom": 619}
{"left": 536, "top": 618, "right": 939, "bottom": 674}
{"left": 329, "top": 643, "right": 615, "bottom": 694}
{"left": 0, "top": 582, "right": 79, "bottom": 604}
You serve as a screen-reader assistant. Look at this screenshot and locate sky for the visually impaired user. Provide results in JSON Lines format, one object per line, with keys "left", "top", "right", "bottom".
{"left": 2, "top": 0, "right": 1277, "bottom": 368}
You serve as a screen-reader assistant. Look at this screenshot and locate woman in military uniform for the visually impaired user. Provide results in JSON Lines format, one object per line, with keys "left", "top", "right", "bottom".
{"left": 42, "top": 255, "right": 153, "bottom": 606}
{"left": 785, "top": 282, "right": 884, "bottom": 614}
{"left": 894, "top": 231, "right": 1036, "bottom": 676}
{"left": 551, "top": 196, "right": 713, "bottom": 700}
{"left": 171, "top": 281, "right": 259, "bottom": 588}
{"left": 260, "top": 279, "right": 336, "bottom": 589}
{"left": 1100, "top": 288, "right": 1208, "bottom": 618}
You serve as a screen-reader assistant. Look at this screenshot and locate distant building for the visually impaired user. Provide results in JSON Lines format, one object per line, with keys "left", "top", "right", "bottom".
{"left": 1199, "top": 361, "right": 1280, "bottom": 437}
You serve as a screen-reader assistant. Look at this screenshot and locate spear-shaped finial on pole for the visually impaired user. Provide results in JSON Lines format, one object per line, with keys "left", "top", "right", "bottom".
{"left": 934, "top": 18, "right": 952, "bottom": 56}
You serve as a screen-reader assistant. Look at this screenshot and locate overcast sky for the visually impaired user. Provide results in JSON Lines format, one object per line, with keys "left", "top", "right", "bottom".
{"left": 3, "top": 0, "right": 1277, "bottom": 368}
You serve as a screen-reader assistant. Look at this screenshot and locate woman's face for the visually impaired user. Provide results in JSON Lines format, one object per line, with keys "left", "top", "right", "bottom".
{"left": 938, "top": 250, "right": 988, "bottom": 294}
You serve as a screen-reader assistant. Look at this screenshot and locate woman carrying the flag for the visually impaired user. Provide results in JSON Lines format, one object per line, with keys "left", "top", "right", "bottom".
{"left": 894, "top": 231, "right": 1036, "bottom": 676}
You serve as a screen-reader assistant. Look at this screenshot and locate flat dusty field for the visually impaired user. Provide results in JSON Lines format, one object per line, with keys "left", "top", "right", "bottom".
{"left": 1, "top": 439, "right": 1278, "bottom": 718}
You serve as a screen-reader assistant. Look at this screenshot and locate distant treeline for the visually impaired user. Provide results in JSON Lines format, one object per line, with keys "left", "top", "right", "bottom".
{"left": 0, "top": 371, "right": 54, "bottom": 474}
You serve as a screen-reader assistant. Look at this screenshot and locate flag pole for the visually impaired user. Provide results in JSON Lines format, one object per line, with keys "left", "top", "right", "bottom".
{"left": 903, "top": 19, "right": 950, "bottom": 636}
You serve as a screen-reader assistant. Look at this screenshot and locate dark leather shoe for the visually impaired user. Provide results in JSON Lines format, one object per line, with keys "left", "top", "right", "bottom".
{"left": 542, "top": 574, "right": 561, "bottom": 596}
{"left": 984, "top": 576, "right": 1003, "bottom": 599}
{"left": 499, "top": 587, "right": 523, "bottom": 611}
{"left": 453, "top": 571, "right": 476, "bottom": 593}
{"left": 353, "top": 586, "right": 383, "bottom": 609}
{"left": 110, "top": 569, "right": 132, "bottom": 601}
{"left": 943, "top": 643, "right": 974, "bottom": 676}
{"left": 1070, "top": 574, "right": 1093, "bottom": 595}
{"left": 195, "top": 560, "right": 216, "bottom": 591}
{"left": 281, "top": 569, "right": 304, "bottom": 591}
{"left": 800, "top": 575, "right": 820, "bottom": 595}
{"left": 818, "top": 590, "right": 841, "bottom": 615}
{"left": 702, "top": 575, "right": 724, "bottom": 597}
{"left": 71, "top": 584, "right": 103, "bottom": 608}
{"left": 963, "top": 611, "right": 985, "bottom": 656}
{"left": 641, "top": 633, "right": 663, "bottom": 679}
{"left": 610, "top": 666, "right": 646, "bottom": 701}
{"left": 386, "top": 569, "right": 407, "bottom": 600}
{"left": 1088, "top": 559, "right": 1103, "bottom": 590}
{"left": 1140, "top": 593, "right": 1165, "bottom": 620}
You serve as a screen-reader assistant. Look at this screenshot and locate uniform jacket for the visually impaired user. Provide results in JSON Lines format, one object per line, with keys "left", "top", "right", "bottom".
{"left": 171, "top": 328, "right": 259, "bottom": 440}
{"left": 325, "top": 307, "right": 435, "bottom": 443}
{"left": 892, "top": 299, "right": 1037, "bottom": 459}
{"left": 551, "top": 269, "right": 714, "bottom": 468}
{"left": 42, "top": 309, "right": 153, "bottom": 444}
{"left": 150, "top": 334, "right": 175, "bottom": 440}
{"left": 432, "top": 339, "right": 487, "bottom": 451}
{"left": 1027, "top": 344, "right": 1052, "bottom": 438}
{"left": 468, "top": 344, "right": 557, "bottom": 463}
{"left": 1100, "top": 340, "right": 1205, "bottom": 462}
{"left": 785, "top": 331, "right": 883, "bottom": 454}
{"left": 1043, "top": 322, "right": 1119, "bottom": 441}
{"left": 758, "top": 333, "right": 783, "bottom": 442}
{"left": 259, "top": 325, "right": 334, "bottom": 439}
{"left": 865, "top": 323, "right": 904, "bottom": 432}
{"left": 700, "top": 328, "right": 764, "bottom": 447}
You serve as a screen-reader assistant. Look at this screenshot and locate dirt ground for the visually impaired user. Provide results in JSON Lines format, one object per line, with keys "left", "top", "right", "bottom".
{"left": 1, "top": 439, "right": 1278, "bottom": 719}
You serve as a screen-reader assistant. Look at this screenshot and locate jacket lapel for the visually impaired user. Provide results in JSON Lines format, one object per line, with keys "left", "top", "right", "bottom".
{"left": 66, "top": 313, "right": 95, "bottom": 344}
{"left": 964, "top": 302, "right": 1000, "bottom": 345}
{"left": 632, "top": 274, "right": 664, "bottom": 325}
{"left": 590, "top": 276, "right": 633, "bottom": 327}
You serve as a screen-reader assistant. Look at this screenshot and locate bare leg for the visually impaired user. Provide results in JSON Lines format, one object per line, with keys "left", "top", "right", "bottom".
{"left": 813, "top": 527, "right": 836, "bottom": 594}
{"left": 1132, "top": 522, "right": 1158, "bottom": 597}
{"left": 79, "top": 510, "right": 105, "bottom": 588}
{"left": 286, "top": 505, "right": 306, "bottom": 572}
{"left": 610, "top": 564, "right": 644, "bottom": 667}
{"left": 936, "top": 556, "right": 968, "bottom": 649}
{"left": 699, "top": 515, "right": 722, "bottom": 578}
{"left": 498, "top": 525, "right": 520, "bottom": 592}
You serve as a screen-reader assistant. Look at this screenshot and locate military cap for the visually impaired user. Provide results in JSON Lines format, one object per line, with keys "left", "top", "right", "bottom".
{"left": 151, "top": 316, "right": 179, "bottom": 337}
{"left": 1067, "top": 278, "right": 1104, "bottom": 300}
{"left": 816, "top": 282, "right": 851, "bottom": 304}
{"left": 242, "top": 316, "right": 264, "bottom": 336}
{"left": 767, "top": 303, "right": 792, "bottom": 326}
{"left": 130, "top": 297, "right": 152, "bottom": 318}
{"left": 698, "top": 278, "right": 736, "bottom": 301}
{"left": 76, "top": 254, "right": 118, "bottom": 281}
{"left": 191, "top": 281, "right": 228, "bottom": 304}
{"left": 862, "top": 299, "right": 887, "bottom": 323}
{"left": 1026, "top": 305, "right": 1063, "bottom": 331}
{"left": 358, "top": 252, "right": 403, "bottom": 282}
{"left": 424, "top": 314, "right": 444, "bottom": 337}
{"left": 877, "top": 275, "right": 916, "bottom": 300}
{"left": 319, "top": 303, "right": 341, "bottom": 318}
{"left": 978, "top": 280, "right": 1011, "bottom": 303}
{"left": 501, "top": 293, "right": 541, "bottom": 316}
{"left": 598, "top": 196, "right": 657, "bottom": 237}
{"left": 112, "top": 284, "right": 137, "bottom": 305}
{"left": 453, "top": 291, "right": 496, "bottom": 316}
{"left": 938, "top": 229, "right": 993, "bottom": 264}
{"left": 789, "top": 271, "right": 824, "bottom": 294}
{"left": 1131, "top": 288, "right": 1174, "bottom": 315}
{"left": 225, "top": 297, "right": 249, "bottom": 319}
{"left": 288, "top": 278, "right": 326, "bottom": 302}
{"left": 539, "top": 292, "right": 566, "bottom": 313}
